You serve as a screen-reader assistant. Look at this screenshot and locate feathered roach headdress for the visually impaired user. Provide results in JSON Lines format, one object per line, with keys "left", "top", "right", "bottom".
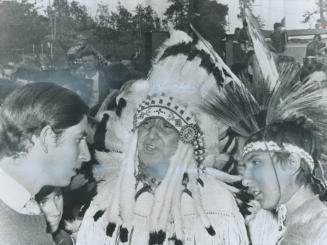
{"left": 203, "top": 8, "right": 327, "bottom": 193}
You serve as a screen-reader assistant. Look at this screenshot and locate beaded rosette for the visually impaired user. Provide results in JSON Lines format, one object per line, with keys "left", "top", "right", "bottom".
{"left": 133, "top": 95, "right": 206, "bottom": 164}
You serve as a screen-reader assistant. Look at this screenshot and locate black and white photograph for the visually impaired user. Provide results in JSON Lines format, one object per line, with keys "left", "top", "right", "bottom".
{"left": 0, "top": 0, "right": 327, "bottom": 244}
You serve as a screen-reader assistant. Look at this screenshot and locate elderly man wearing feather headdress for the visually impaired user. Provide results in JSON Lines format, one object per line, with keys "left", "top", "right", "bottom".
{"left": 75, "top": 29, "right": 250, "bottom": 245}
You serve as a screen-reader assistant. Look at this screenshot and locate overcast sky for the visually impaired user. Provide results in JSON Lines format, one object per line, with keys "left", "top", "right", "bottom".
{"left": 34, "top": 0, "right": 318, "bottom": 31}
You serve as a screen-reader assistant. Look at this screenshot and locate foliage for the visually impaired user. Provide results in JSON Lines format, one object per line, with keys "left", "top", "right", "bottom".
{"left": 163, "top": 0, "right": 190, "bottom": 30}
{"left": 238, "top": 0, "right": 265, "bottom": 28}
{"left": 302, "top": 0, "right": 325, "bottom": 27}
{"left": 95, "top": 3, "right": 162, "bottom": 32}
{"left": 163, "top": 0, "right": 229, "bottom": 32}
{"left": 0, "top": 0, "right": 48, "bottom": 57}
{"left": 162, "top": 0, "right": 229, "bottom": 55}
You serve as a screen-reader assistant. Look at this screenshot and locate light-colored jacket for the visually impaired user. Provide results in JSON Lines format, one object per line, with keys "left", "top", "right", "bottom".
{"left": 76, "top": 172, "right": 249, "bottom": 245}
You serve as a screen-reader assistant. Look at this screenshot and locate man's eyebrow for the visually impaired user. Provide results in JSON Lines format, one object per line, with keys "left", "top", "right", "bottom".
{"left": 245, "top": 154, "right": 258, "bottom": 163}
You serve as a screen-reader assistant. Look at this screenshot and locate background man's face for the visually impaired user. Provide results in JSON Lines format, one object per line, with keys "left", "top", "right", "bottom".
{"left": 242, "top": 151, "right": 282, "bottom": 210}
{"left": 82, "top": 55, "right": 96, "bottom": 72}
{"left": 137, "top": 118, "right": 179, "bottom": 171}
{"left": 39, "top": 189, "right": 63, "bottom": 233}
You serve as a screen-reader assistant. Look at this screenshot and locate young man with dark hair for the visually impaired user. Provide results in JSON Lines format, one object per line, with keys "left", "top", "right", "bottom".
{"left": 77, "top": 50, "right": 111, "bottom": 112}
{"left": 241, "top": 122, "right": 327, "bottom": 244}
{"left": 205, "top": 63, "right": 327, "bottom": 244}
{"left": 0, "top": 82, "right": 91, "bottom": 245}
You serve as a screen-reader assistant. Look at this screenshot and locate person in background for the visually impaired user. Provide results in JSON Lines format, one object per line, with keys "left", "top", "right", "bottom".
{"left": 76, "top": 50, "right": 111, "bottom": 114}
{"left": 36, "top": 186, "right": 74, "bottom": 245}
{"left": 238, "top": 20, "right": 251, "bottom": 53}
{"left": 0, "top": 82, "right": 91, "bottom": 245}
{"left": 305, "top": 34, "right": 326, "bottom": 57}
{"left": 270, "top": 22, "right": 288, "bottom": 54}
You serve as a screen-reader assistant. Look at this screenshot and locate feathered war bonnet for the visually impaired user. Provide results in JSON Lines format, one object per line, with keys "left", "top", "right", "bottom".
{"left": 132, "top": 27, "right": 247, "bottom": 244}
{"left": 98, "top": 28, "right": 248, "bottom": 244}
{"left": 203, "top": 7, "right": 327, "bottom": 195}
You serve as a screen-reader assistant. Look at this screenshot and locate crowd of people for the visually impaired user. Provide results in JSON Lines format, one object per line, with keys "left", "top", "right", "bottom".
{"left": 0, "top": 49, "right": 142, "bottom": 113}
{"left": 1, "top": 9, "right": 327, "bottom": 245}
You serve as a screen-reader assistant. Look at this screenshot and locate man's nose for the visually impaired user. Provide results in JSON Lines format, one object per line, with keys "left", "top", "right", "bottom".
{"left": 241, "top": 166, "right": 252, "bottom": 187}
{"left": 48, "top": 201, "right": 61, "bottom": 216}
{"left": 147, "top": 126, "right": 160, "bottom": 139}
{"left": 79, "top": 140, "right": 91, "bottom": 162}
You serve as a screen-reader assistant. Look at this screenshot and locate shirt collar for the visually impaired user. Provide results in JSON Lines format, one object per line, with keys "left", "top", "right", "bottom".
{"left": 0, "top": 167, "right": 35, "bottom": 214}
{"left": 85, "top": 70, "right": 99, "bottom": 80}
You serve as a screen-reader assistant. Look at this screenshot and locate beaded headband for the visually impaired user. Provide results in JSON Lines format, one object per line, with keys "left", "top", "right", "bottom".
{"left": 133, "top": 95, "right": 206, "bottom": 163}
{"left": 241, "top": 141, "right": 315, "bottom": 172}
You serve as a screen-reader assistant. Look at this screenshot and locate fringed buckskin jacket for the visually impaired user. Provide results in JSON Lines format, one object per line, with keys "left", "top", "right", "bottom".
{"left": 248, "top": 196, "right": 327, "bottom": 245}
{"left": 280, "top": 196, "right": 327, "bottom": 245}
{"left": 76, "top": 172, "right": 249, "bottom": 245}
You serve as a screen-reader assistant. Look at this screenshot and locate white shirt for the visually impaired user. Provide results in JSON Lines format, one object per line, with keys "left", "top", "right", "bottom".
{"left": 0, "top": 167, "right": 41, "bottom": 215}
{"left": 86, "top": 71, "right": 100, "bottom": 108}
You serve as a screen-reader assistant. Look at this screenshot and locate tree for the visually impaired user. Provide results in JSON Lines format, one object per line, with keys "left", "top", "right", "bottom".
{"left": 303, "top": 0, "right": 326, "bottom": 28}
{"left": 194, "top": 0, "right": 229, "bottom": 55}
{"left": 50, "top": 0, "right": 94, "bottom": 36}
{"left": 69, "top": 1, "right": 94, "bottom": 30}
{"left": 163, "top": 0, "right": 190, "bottom": 31}
{"left": 0, "top": 0, "right": 48, "bottom": 57}
{"left": 96, "top": 4, "right": 111, "bottom": 28}
{"left": 133, "top": 4, "right": 162, "bottom": 33}
{"left": 108, "top": 3, "right": 134, "bottom": 31}
{"left": 163, "top": 0, "right": 229, "bottom": 54}
{"left": 238, "top": 0, "right": 265, "bottom": 28}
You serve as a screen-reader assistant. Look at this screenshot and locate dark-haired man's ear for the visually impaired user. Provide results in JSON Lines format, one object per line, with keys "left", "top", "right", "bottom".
{"left": 39, "top": 125, "right": 56, "bottom": 154}
{"left": 287, "top": 153, "right": 301, "bottom": 176}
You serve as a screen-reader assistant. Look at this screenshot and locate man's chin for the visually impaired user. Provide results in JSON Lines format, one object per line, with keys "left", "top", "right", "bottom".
{"left": 57, "top": 174, "right": 75, "bottom": 187}
{"left": 140, "top": 154, "right": 161, "bottom": 165}
{"left": 260, "top": 200, "right": 279, "bottom": 211}
{"left": 49, "top": 223, "right": 60, "bottom": 233}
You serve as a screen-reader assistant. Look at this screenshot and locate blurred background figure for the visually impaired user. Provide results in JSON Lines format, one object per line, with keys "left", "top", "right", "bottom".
{"left": 35, "top": 186, "right": 75, "bottom": 245}
{"left": 270, "top": 22, "right": 288, "bottom": 54}
{"left": 75, "top": 50, "right": 111, "bottom": 114}
{"left": 306, "top": 34, "right": 326, "bottom": 57}
{"left": 238, "top": 20, "right": 250, "bottom": 53}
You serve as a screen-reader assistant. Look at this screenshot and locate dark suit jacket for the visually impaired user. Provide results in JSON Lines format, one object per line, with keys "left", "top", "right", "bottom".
{"left": 97, "top": 69, "right": 111, "bottom": 105}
